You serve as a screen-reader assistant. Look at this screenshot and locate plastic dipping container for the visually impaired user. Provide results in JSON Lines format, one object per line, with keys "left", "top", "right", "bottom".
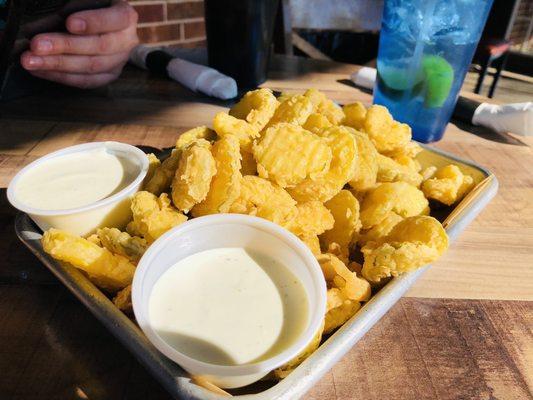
{"left": 7, "top": 142, "right": 149, "bottom": 236}
{"left": 132, "top": 214, "right": 327, "bottom": 389}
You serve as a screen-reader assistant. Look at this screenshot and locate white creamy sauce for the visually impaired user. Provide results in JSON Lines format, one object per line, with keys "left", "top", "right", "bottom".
{"left": 15, "top": 148, "right": 138, "bottom": 211}
{"left": 149, "top": 248, "right": 309, "bottom": 366}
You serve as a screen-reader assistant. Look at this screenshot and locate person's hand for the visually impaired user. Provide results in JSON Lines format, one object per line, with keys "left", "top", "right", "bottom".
{"left": 20, "top": 0, "right": 139, "bottom": 89}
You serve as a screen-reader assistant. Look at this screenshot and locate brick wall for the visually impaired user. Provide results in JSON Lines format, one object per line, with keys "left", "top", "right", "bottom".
{"left": 130, "top": 0, "right": 206, "bottom": 48}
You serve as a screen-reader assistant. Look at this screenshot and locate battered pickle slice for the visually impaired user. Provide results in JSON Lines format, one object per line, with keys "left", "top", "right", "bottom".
{"left": 229, "top": 88, "right": 279, "bottom": 130}
{"left": 265, "top": 94, "right": 314, "bottom": 128}
{"left": 288, "top": 126, "right": 358, "bottom": 202}
{"left": 42, "top": 229, "right": 136, "bottom": 291}
{"left": 422, "top": 164, "right": 474, "bottom": 206}
{"left": 363, "top": 105, "right": 411, "bottom": 154}
{"left": 320, "top": 190, "right": 362, "bottom": 262}
{"left": 213, "top": 112, "right": 260, "bottom": 153}
{"left": 360, "top": 182, "right": 428, "bottom": 229}
{"left": 171, "top": 139, "right": 217, "bottom": 213}
{"left": 253, "top": 123, "right": 332, "bottom": 188}
{"left": 192, "top": 134, "right": 242, "bottom": 216}
{"left": 128, "top": 191, "right": 187, "bottom": 243}
{"left": 145, "top": 126, "right": 216, "bottom": 195}
{"left": 361, "top": 216, "right": 449, "bottom": 283}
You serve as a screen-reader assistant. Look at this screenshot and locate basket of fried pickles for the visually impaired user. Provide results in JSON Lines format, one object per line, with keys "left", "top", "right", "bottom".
{"left": 41, "top": 88, "right": 475, "bottom": 378}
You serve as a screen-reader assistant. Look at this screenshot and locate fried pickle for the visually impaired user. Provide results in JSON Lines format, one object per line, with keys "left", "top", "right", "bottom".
{"left": 145, "top": 126, "right": 216, "bottom": 195}
{"left": 288, "top": 126, "right": 358, "bottom": 202}
{"left": 229, "top": 88, "right": 279, "bottom": 130}
{"left": 42, "top": 229, "right": 135, "bottom": 291}
{"left": 422, "top": 164, "right": 474, "bottom": 205}
{"left": 360, "top": 182, "right": 429, "bottom": 229}
{"left": 363, "top": 105, "right": 411, "bottom": 153}
{"left": 128, "top": 191, "right": 187, "bottom": 243}
{"left": 253, "top": 123, "right": 332, "bottom": 188}
{"left": 171, "top": 139, "right": 217, "bottom": 213}
{"left": 213, "top": 112, "right": 260, "bottom": 153}
{"left": 320, "top": 190, "right": 362, "bottom": 262}
{"left": 192, "top": 134, "right": 242, "bottom": 216}
{"left": 361, "top": 216, "right": 448, "bottom": 283}
{"left": 96, "top": 227, "right": 147, "bottom": 263}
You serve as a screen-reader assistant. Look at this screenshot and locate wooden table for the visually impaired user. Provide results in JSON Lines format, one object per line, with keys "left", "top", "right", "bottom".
{"left": 1, "top": 56, "right": 532, "bottom": 400}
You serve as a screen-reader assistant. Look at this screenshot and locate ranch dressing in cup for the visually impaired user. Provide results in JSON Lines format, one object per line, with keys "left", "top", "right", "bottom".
{"left": 7, "top": 142, "right": 149, "bottom": 236}
{"left": 149, "top": 247, "right": 309, "bottom": 366}
{"left": 14, "top": 147, "right": 139, "bottom": 211}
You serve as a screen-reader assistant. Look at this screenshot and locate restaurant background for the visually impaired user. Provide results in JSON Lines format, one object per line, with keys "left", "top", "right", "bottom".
{"left": 130, "top": 0, "right": 532, "bottom": 56}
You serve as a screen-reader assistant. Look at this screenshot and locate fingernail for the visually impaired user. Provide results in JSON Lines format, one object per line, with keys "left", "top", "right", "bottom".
{"left": 69, "top": 18, "right": 87, "bottom": 33}
{"left": 37, "top": 39, "right": 53, "bottom": 53}
{"left": 25, "top": 56, "right": 43, "bottom": 69}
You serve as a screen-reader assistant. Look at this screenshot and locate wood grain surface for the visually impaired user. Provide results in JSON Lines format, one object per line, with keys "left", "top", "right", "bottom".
{"left": 0, "top": 55, "right": 532, "bottom": 399}
{"left": 0, "top": 285, "right": 531, "bottom": 400}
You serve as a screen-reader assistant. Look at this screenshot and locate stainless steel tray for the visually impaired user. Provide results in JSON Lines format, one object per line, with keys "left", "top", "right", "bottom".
{"left": 15, "top": 145, "right": 498, "bottom": 400}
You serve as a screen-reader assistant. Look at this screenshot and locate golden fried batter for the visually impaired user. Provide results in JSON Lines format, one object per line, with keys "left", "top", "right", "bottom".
{"left": 128, "top": 191, "right": 187, "bottom": 243}
{"left": 42, "top": 229, "right": 135, "bottom": 291}
{"left": 253, "top": 123, "right": 332, "bottom": 188}
{"left": 38, "top": 88, "right": 457, "bottom": 371}
{"left": 360, "top": 182, "right": 428, "bottom": 229}
{"left": 361, "top": 216, "right": 448, "bottom": 283}
{"left": 421, "top": 166, "right": 438, "bottom": 181}
{"left": 192, "top": 135, "right": 242, "bottom": 216}
{"left": 175, "top": 126, "right": 217, "bottom": 149}
{"left": 299, "top": 234, "right": 321, "bottom": 256}
{"left": 171, "top": 139, "right": 217, "bottom": 213}
{"left": 422, "top": 164, "right": 474, "bottom": 205}
{"left": 386, "top": 141, "right": 423, "bottom": 159}
{"left": 318, "top": 253, "right": 371, "bottom": 303}
{"left": 357, "top": 212, "right": 403, "bottom": 247}
{"left": 229, "top": 175, "right": 296, "bottom": 226}
{"left": 240, "top": 150, "right": 257, "bottom": 175}
{"left": 304, "top": 89, "right": 344, "bottom": 125}
{"left": 348, "top": 129, "right": 379, "bottom": 192}
{"left": 113, "top": 284, "right": 133, "bottom": 313}
{"left": 144, "top": 153, "right": 161, "bottom": 184}
{"left": 143, "top": 150, "right": 180, "bottom": 196}
{"left": 303, "top": 113, "right": 333, "bottom": 134}
{"left": 342, "top": 102, "right": 367, "bottom": 130}
{"left": 229, "top": 88, "right": 279, "bottom": 130}
{"left": 324, "top": 288, "right": 361, "bottom": 334}
{"left": 213, "top": 112, "right": 260, "bottom": 153}
{"left": 286, "top": 201, "right": 334, "bottom": 237}
{"left": 276, "top": 92, "right": 295, "bottom": 103}
{"left": 288, "top": 126, "right": 358, "bottom": 202}
{"left": 265, "top": 94, "right": 314, "bottom": 128}
{"left": 376, "top": 153, "right": 423, "bottom": 187}
{"left": 145, "top": 126, "right": 216, "bottom": 195}
{"left": 363, "top": 105, "right": 411, "bottom": 153}
{"left": 320, "top": 190, "right": 361, "bottom": 262}
{"left": 392, "top": 153, "right": 422, "bottom": 173}
{"left": 96, "top": 227, "right": 147, "bottom": 263}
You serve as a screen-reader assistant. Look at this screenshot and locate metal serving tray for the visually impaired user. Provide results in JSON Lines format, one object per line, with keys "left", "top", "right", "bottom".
{"left": 15, "top": 144, "right": 498, "bottom": 400}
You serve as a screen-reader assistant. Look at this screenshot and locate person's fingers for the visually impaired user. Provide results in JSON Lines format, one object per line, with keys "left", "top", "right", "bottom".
{"left": 30, "top": 26, "right": 138, "bottom": 56}
{"left": 29, "top": 68, "right": 122, "bottom": 89}
{"left": 21, "top": 50, "right": 129, "bottom": 73}
{"left": 66, "top": 1, "right": 138, "bottom": 35}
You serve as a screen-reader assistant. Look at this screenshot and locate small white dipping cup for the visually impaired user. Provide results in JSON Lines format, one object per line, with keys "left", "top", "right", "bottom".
{"left": 132, "top": 214, "right": 327, "bottom": 389}
{"left": 7, "top": 141, "right": 148, "bottom": 236}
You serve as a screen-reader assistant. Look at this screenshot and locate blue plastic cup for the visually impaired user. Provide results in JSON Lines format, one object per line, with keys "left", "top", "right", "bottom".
{"left": 373, "top": 0, "right": 493, "bottom": 142}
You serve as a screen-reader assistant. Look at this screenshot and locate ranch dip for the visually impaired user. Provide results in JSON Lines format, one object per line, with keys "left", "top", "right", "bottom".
{"left": 14, "top": 148, "right": 139, "bottom": 211}
{"left": 148, "top": 247, "right": 309, "bottom": 365}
